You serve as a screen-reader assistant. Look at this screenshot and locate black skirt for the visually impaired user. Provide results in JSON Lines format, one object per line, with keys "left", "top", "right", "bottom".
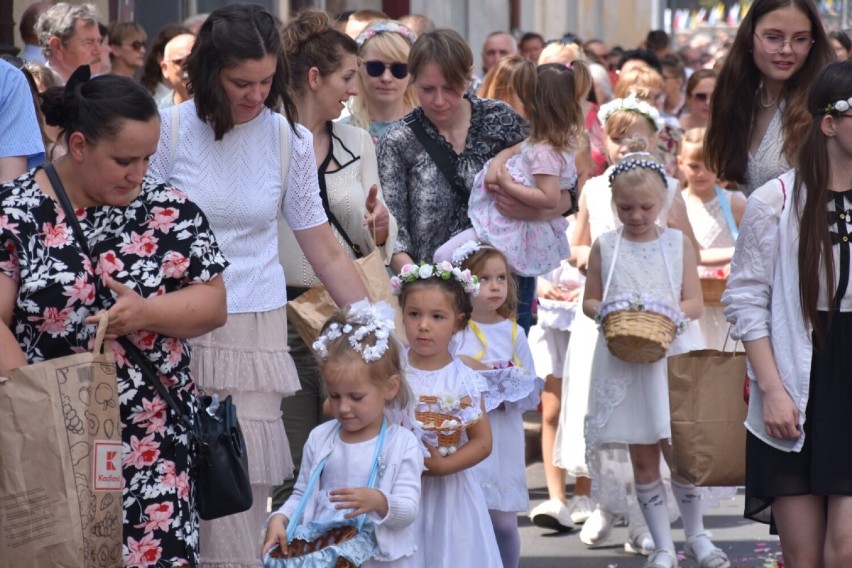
{"left": 745, "top": 311, "right": 852, "bottom": 529}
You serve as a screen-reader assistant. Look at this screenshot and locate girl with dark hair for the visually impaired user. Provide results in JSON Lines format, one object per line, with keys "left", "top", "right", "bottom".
{"left": 147, "top": 5, "right": 369, "bottom": 567}
{"left": 679, "top": 69, "right": 716, "bottom": 131}
{"left": 0, "top": 68, "right": 228, "bottom": 566}
{"left": 829, "top": 30, "right": 851, "bottom": 60}
{"left": 724, "top": 59, "right": 852, "bottom": 567}
{"left": 705, "top": 0, "right": 834, "bottom": 196}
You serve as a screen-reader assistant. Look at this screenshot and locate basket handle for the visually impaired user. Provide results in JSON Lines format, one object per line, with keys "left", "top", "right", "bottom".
{"left": 286, "top": 416, "right": 387, "bottom": 542}
{"left": 601, "top": 227, "right": 680, "bottom": 306}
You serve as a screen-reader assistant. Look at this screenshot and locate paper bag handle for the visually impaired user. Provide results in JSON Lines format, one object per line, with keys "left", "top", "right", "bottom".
{"left": 93, "top": 311, "right": 109, "bottom": 355}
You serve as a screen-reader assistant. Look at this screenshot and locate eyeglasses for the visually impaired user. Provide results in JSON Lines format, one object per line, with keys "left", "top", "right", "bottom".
{"left": 125, "top": 40, "right": 146, "bottom": 51}
{"left": 754, "top": 32, "right": 814, "bottom": 54}
{"left": 363, "top": 60, "right": 408, "bottom": 79}
{"left": 691, "top": 92, "right": 711, "bottom": 102}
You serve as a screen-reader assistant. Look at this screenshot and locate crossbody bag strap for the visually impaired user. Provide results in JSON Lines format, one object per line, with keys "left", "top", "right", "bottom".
{"left": 286, "top": 417, "right": 388, "bottom": 542}
{"left": 45, "top": 163, "right": 195, "bottom": 433}
{"left": 713, "top": 186, "right": 739, "bottom": 240}
{"left": 403, "top": 113, "right": 468, "bottom": 198}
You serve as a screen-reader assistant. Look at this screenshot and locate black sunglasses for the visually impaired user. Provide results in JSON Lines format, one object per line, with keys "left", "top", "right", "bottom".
{"left": 363, "top": 60, "right": 408, "bottom": 79}
{"left": 126, "top": 40, "right": 146, "bottom": 51}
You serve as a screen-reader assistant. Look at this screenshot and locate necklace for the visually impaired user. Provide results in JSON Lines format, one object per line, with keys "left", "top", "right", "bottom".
{"left": 758, "top": 84, "right": 778, "bottom": 108}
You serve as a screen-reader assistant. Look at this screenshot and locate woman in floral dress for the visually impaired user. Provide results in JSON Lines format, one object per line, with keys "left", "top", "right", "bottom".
{"left": 0, "top": 70, "right": 228, "bottom": 567}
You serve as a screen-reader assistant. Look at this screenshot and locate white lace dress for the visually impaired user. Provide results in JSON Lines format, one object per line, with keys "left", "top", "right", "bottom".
{"left": 453, "top": 320, "right": 542, "bottom": 512}
{"left": 584, "top": 229, "right": 694, "bottom": 513}
{"left": 406, "top": 358, "right": 502, "bottom": 568}
{"left": 742, "top": 103, "right": 789, "bottom": 197}
{"left": 684, "top": 188, "right": 741, "bottom": 350}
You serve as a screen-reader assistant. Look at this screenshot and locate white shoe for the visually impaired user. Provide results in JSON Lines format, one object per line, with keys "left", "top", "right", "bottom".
{"left": 568, "top": 495, "right": 594, "bottom": 524}
{"left": 528, "top": 499, "right": 575, "bottom": 531}
{"left": 579, "top": 506, "right": 614, "bottom": 546}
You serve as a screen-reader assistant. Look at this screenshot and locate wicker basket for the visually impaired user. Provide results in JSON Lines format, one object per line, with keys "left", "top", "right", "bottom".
{"left": 268, "top": 525, "right": 359, "bottom": 567}
{"left": 415, "top": 395, "right": 475, "bottom": 448}
{"left": 603, "top": 309, "right": 676, "bottom": 364}
{"left": 700, "top": 278, "right": 728, "bottom": 307}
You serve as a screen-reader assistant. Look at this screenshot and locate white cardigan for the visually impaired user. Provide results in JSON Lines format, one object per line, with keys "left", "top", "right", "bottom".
{"left": 271, "top": 420, "right": 423, "bottom": 563}
{"left": 723, "top": 169, "right": 811, "bottom": 452}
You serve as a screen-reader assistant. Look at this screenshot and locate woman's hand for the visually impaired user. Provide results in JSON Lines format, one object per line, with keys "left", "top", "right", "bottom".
{"left": 84, "top": 276, "right": 148, "bottom": 338}
{"left": 261, "top": 514, "right": 289, "bottom": 557}
{"left": 363, "top": 185, "right": 389, "bottom": 246}
{"left": 330, "top": 487, "right": 389, "bottom": 519}
{"left": 762, "top": 387, "right": 800, "bottom": 440}
{"left": 538, "top": 279, "right": 569, "bottom": 301}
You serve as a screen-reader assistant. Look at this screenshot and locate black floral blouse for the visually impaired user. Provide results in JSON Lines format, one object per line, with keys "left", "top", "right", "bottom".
{"left": 376, "top": 95, "right": 527, "bottom": 263}
{"left": 0, "top": 170, "right": 228, "bottom": 567}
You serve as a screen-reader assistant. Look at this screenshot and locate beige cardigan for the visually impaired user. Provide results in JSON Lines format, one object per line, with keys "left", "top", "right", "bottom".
{"left": 279, "top": 122, "right": 398, "bottom": 289}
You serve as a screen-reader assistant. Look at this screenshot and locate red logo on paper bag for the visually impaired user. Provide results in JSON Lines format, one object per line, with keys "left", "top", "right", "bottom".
{"left": 93, "top": 440, "right": 123, "bottom": 491}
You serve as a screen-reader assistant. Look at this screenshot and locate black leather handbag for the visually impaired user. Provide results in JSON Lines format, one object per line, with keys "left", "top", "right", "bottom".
{"left": 45, "top": 162, "right": 253, "bottom": 521}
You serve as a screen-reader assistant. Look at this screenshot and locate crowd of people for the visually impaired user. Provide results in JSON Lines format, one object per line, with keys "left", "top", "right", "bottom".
{"left": 2, "top": 0, "right": 852, "bottom": 567}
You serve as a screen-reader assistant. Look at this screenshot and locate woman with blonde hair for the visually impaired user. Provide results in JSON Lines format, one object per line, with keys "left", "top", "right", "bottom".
{"left": 342, "top": 20, "right": 418, "bottom": 143}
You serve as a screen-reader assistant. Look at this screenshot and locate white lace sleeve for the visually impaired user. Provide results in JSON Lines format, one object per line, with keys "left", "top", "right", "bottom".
{"left": 722, "top": 180, "right": 785, "bottom": 341}
{"left": 281, "top": 123, "right": 327, "bottom": 231}
{"left": 149, "top": 107, "right": 176, "bottom": 183}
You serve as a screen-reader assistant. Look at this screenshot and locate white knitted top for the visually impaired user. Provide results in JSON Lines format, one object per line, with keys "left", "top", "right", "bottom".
{"left": 149, "top": 101, "right": 327, "bottom": 313}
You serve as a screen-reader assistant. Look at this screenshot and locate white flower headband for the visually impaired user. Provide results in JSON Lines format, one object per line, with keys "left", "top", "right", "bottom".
{"left": 312, "top": 299, "right": 396, "bottom": 362}
{"left": 356, "top": 21, "right": 417, "bottom": 48}
{"left": 822, "top": 96, "right": 852, "bottom": 115}
{"left": 391, "top": 262, "right": 480, "bottom": 297}
{"left": 449, "top": 240, "right": 494, "bottom": 265}
{"left": 597, "top": 95, "right": 665, "bottom": 132}
{"left": 608, "top": 155, "right": 668, "bottom": 187}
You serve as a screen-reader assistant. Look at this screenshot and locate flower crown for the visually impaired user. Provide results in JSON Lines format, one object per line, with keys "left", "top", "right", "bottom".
{"left": 356, "top": 21, "right": 417, "bottom": 48}
{"left": 391, "top": 262, "right": 480, "bottom": 296}
{"left": 597, "top": 95, "right": 665, "bottom": 132}
{"left": 821, "top": 96, "right": 852, "bottom": 115}
{"left": 312, "top": 299, "right": 395, "bottom": 362}
{"left": 449, "top": 240, "right": 494, "bottom": 265}
{"left": 608, "top": 153, "right": 668, "bottom": 187}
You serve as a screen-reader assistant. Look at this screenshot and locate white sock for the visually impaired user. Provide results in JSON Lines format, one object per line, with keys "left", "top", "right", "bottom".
{"left": 635, "top": 478, "right": 674, "bottom": 554}
{"left": 670, "top": 479, "right": 705, "bottom": 537}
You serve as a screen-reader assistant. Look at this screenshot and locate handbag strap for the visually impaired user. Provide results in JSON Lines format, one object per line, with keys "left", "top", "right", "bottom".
{"left": 286, "top": 416, "right": 388, "bottom": 542}
{"left": 601, "top": 227, "right": 679, "bottom": 306}
{"left": 403, "top": 113, "right": 468, "bottom": 198}
{"left": 44, "top": 163, "right": 197, "bottom": 436}
{"left": 713, "top": 186, "right": 739, "bottom": 241}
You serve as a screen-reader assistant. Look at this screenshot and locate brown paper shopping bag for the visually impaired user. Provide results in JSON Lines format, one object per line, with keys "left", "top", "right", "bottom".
{"left": 0, "top": 314, "right": 122, "bottom": 567}
{"left": 286, "top": 249, "right": 404, "bottom": 346}
{"left": 667, "top": 349, "right": 748, "bottom": 486}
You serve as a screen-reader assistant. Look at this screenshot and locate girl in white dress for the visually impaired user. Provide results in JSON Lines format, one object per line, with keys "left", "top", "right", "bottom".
{"left": 583, "top": 154, "right": 729, "bottom": 568}
{"left": 678, "top": 128, "right": 745, "bottom": 350}
{"left": 392, "top": 262, "right": 502, "bottom": 567}
{"left": 263, "top": 300, "right": 423, "bottom": 567}
{"left": 451, "top": 243, "right": 543, "bottom": 568}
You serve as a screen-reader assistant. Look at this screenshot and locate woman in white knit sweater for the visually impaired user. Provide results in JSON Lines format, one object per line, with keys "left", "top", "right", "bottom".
{"left": 148, "top": 5, "right": 367, "bottom": 567}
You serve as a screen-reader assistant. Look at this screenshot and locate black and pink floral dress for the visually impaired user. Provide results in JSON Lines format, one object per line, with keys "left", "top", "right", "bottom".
{"left": 0, "top": 170, "right": 228, "bottom": 567}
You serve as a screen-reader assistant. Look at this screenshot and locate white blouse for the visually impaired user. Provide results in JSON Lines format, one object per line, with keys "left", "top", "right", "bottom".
{"left": 149, "top": 101, "right": 327, "bottom": 313}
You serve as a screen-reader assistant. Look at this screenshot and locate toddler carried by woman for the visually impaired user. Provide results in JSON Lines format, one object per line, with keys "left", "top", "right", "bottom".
{"left": 434, "top": 60, "right": 592, "bottom": 277}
